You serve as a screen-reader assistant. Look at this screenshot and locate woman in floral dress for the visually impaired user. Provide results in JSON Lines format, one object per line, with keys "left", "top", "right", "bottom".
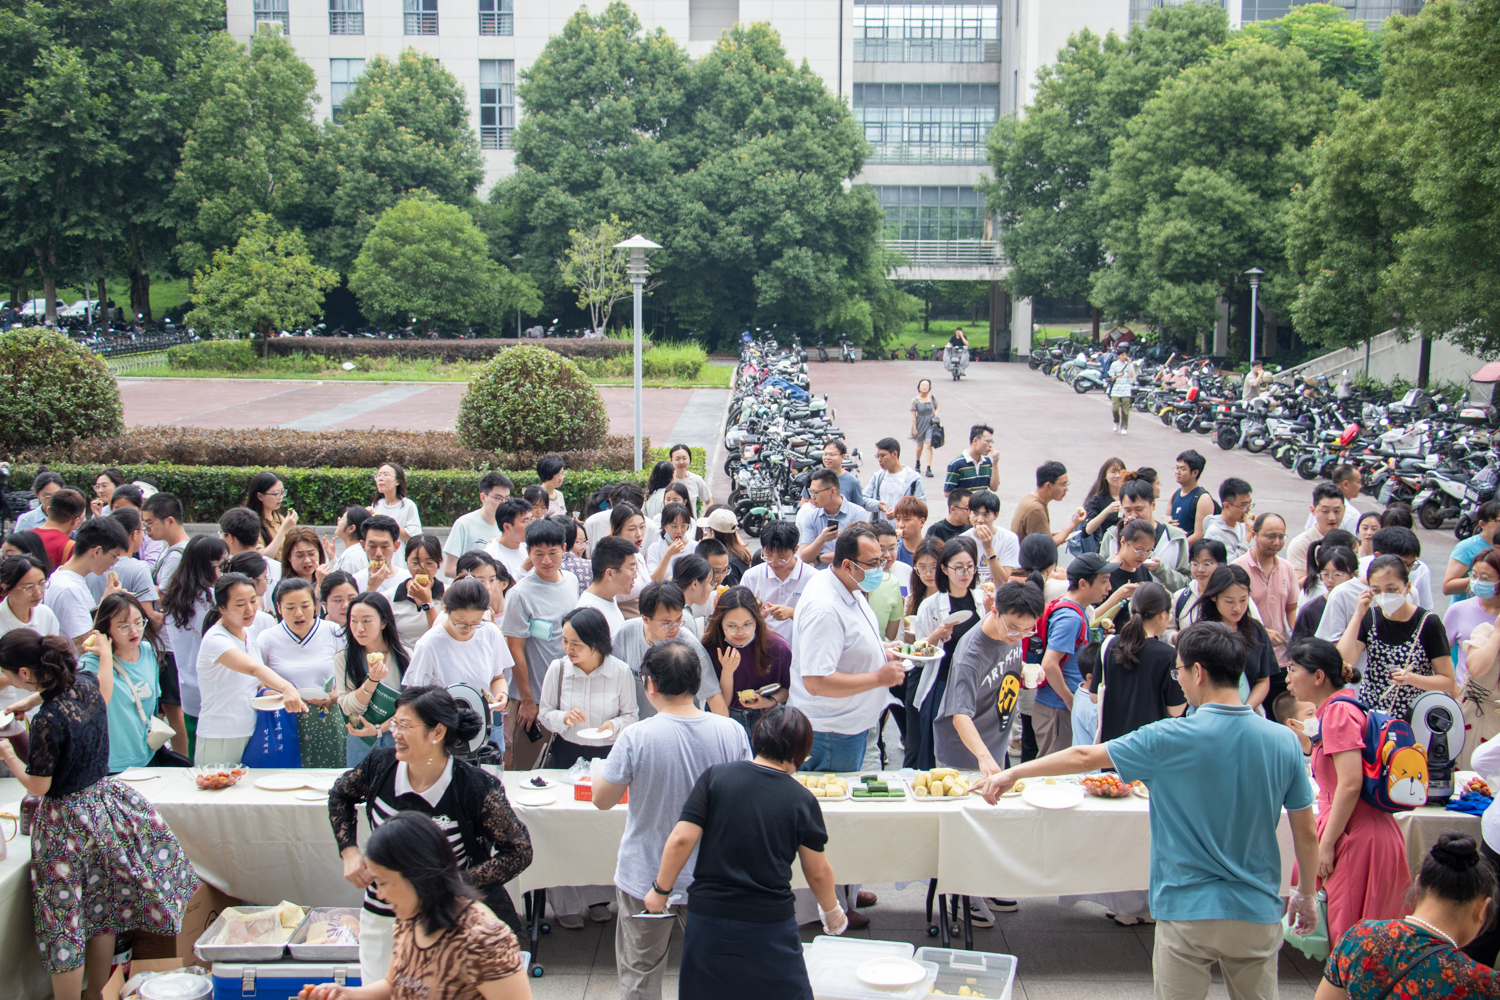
{"left": 0, "top": 627, "right": 197, "bottom": 1000}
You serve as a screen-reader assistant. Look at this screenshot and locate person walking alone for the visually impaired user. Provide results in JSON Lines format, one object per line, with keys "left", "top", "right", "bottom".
{"left": 1109, "top": 346, "right": 1139, "bottom": 435}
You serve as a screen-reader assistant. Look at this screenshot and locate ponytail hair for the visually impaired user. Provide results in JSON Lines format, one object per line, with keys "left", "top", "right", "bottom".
{"left": 1018, "top": 532, "right": 1056, "bottom": 593}
{"left": 1287, "top": 636, "right": 1361, "bottom": 687}
{"left": 202, "top": 572, "right": 256, "bottom": 634}
{"left": 1112, "top": 581, "right": 1171, "bottom": 670}
{"left": 0, "top": 629, "right": 78, "bottom": 692}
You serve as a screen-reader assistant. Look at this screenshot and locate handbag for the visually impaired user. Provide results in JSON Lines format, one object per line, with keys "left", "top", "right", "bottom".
{"left": 115, "top": 659, "right": 175, "bottom": 752}
{"left": 930, "top": 418, "right": 945, "bottom": 449}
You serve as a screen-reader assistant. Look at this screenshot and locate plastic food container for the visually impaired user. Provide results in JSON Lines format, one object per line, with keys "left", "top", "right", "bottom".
{"left": 209, "top": 962, "right": 360, "bottom": 1000}
{"left": 915, "top": 947, "right": 1017, "bottom": 1000}
{"left": 135, "top": 971, "right": 213, "bottom": 1000}
{"left": 287, "top": 908, "right": 362, "bottom": 961}
{"left": 804, "top": 935, "right": 937, "bottom": 1000}
{"left": 193, "top": 905, "right": 304, "bottom": 963}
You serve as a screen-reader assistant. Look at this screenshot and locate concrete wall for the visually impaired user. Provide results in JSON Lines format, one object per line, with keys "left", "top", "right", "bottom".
{"left": 1286, "top": 329, "right": 1497, "bottom": 386}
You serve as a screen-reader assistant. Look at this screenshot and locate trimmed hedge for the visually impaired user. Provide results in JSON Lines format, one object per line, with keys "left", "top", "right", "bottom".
{"left": 0, "top": 329, "right": 124, "bottom": 451}
{"left": 259, "top": 337, "right": 646, "bottom": 362}
{"left": 12, "top": 447, "right": 706, "bottom": 526}
{"left": 457, "top": 345, "right": 608, "bottom": 453}
{"left": 165, "top": 340, "right": 266, "bottom": 371}
{"left": 13, "top": 426, "right": 654, "bottom": 474}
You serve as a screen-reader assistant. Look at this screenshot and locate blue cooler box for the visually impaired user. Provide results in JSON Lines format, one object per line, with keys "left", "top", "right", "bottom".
{"left": 210, "top": 962, "right": 360, "bottom": 1000}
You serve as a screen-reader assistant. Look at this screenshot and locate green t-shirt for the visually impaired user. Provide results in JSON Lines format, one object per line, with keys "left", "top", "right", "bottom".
{"left": 868, "top": 570, "right": 904, "bottom": 639}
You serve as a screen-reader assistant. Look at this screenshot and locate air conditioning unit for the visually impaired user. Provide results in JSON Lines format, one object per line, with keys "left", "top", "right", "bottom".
{"left": 255, "top": 19, "right": 285, "bottom": 34}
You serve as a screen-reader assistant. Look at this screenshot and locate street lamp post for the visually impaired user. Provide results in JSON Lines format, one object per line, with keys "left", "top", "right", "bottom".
{"left": 1244, "top": 267, "right": 1264, "bottom": 367}
{"left": 511, "top": 254, "right": 523, "bottom": 338}
{"left": 613, "top": 234, "right": 661, "bottom": 472}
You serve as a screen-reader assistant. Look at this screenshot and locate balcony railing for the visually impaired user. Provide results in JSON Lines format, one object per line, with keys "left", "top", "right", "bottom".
{"left": 329, "top": 10, "right": 363, "bottom": 33}
{"left": 480, "top": 126, "right": 514, "bottom": 150}
{"left": 886, "top": 240, "right": 1003, "bottom": 267}
{"left": 855, "top": 39, "right": 1000, "bottom": 63}
{"left": 479, "top": 11, "right": 512, "bottom": 34}
{"left": 404, "top": 11, "right": 438, "bottom": 34}
{"left": 866, "top": 142, "right": 989, "bottom": 165}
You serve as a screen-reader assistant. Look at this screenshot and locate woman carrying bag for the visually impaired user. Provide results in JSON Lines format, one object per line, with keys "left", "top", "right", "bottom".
{"left": 80, "top": 593, "right": 184, "bottom": 770}
{"left": 335, "top": 593, "right": 410, "bottom": 767}
{"left": 1336, "top": 555, "right": 1456, "bottom": 721}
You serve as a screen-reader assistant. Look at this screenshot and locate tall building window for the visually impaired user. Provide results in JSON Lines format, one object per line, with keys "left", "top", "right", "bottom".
{"left": 689, "top": 0, "right": 739, "bottom": 40}
{"left": 1130, "top": 0, "right": 1224, "bottom": 26}
{"left": 329, "top": 0, "right": 363, "bottom": 34}
{"left": 330, "top": 59, "right": 365, "bottom": 122}
{"left": 479, "top": 60, "right": 515, "bottom": 150}
{"left": 479, "top": 0, "right": 512, "bottom": 35}
{"left": 854, "top": 3, "right": 1000, "bottom": 63}
{"left": 854, "top": 83, "right": 999, "bottom": 164}
{"left": 873, "top": 186, "right": 987, "bottom": 241}
{"left": 253, "top": 0, "right": 289, "bottom": 32}
{"left": 404, "top": 0, "right": 438, "bottom": 35}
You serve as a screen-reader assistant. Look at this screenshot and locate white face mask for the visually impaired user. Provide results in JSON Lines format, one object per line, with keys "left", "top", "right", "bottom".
{"left": 1373, "top": 591, "right": 1408, "bottom": 616}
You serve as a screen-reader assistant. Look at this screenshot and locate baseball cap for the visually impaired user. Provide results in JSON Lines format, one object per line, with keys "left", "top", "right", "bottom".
{"left": 697, "top": 509, "right": 739, "bottom": 533}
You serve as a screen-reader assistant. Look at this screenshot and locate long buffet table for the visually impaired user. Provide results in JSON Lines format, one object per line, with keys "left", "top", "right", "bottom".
{"left": 0, "top": 768, "right": 1485, "bottom": 998}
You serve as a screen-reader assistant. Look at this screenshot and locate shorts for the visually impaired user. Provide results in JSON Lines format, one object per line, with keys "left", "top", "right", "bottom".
{"left": 158, "top": 651, "right": 181, "bottom": 708}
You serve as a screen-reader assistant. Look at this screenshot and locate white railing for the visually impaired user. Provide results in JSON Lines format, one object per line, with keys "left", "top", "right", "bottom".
{"left": 866, "top": 142, "right": 989, "bottom": 165}
{"left": 855, "top": 39, "right": 999, "bottom": 63}
{"left": 886, "top": 240, "right": 1002, "bottom": 266}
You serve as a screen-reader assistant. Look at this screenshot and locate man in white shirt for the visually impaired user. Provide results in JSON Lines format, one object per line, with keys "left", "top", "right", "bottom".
{"left": 219, "top": 507, "right": 282, "bottom": 585}
{"left": 576, "top": 536, "right": 637, "bottom": 636}
{"left": 1316, "top": 527, "right": 1433, "bottom": 672}
{"left": 332, "top": 506, "right": 371, "bottom": 575}
{"left": 143, "top": 491, "right": 192, "bottom": 756}
{"left": 440, "top": 472, "right": 513, "bottom": 578}
{"left": 484, "top": 498, "right": 532, "bottom": 581}
{"left": 86, "top": 508, "right": 161, "bottom": 626}
{"left": 669, "top": 444, "right": 712, "bottom": 517}
{"left": 1286, "top": 482, "right": 1346, "bottom": 587}
{"left": 864, "top": 436, "right": 926, "bottom": 516}
{"left": 960, "top": 489, "right": 1020, "bottom": 584}
{"left": 799, "top": 468, "right": 871, "bottom": 568}
{"left": 354, "top": 515, "right": 409, "bottom": 599}
{"left": 1203, "top": 477, "right": 1253, "bottom": 563}
{"left": 45, "top": 516, "right": 129, "bottom": 651}
{"left": 739, "top": 520, "right": 808, "bottom": 642}
{"left": 1304, "top": 464, "right": 1364, "bottom": 534}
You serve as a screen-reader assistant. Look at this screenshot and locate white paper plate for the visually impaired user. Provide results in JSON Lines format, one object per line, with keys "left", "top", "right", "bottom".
{"left": 1133, "top": 783, "right": 1150, "bottom": 800}
{"left": 520, "top": 776, "right": 556, "bottom": 789}
{"left": 303, "top": 774, "right": 340, "bottom": 793}
{"left": 254, "top": 773, "right": 309, "bottom": 791}
{"left": 1000, "top": 782, "right": 1025, "bottom": 798}
{"left": 856, "top": 957, "right": 928, "bottom": 988}
{"left": 117, "top": 770, "right": 159, "bottom": 782}
{"left": 250, "top": 695, "right": 285, "bottom": 711}
{"left": 294, "top": 789, "right": 327, "bottom": 801}
{"left": 0, "top": 711, "right": 12, "bottom": 729}
{"left": 942, "top": 609, "right": 973, "bottom": 627}
{"left": 573, "top": 727, "right": 612, "bottom": 740}
{"left": 1021, "top": 782, "right": 1085, "bottom": 810}
{"left": 512, "top": 790, "right": 556, "bottom": 806}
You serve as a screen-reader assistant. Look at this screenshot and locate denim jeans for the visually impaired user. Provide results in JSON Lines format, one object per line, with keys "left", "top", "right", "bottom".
{"left": 800, "top": 730, "right": 868, "bottom": 773}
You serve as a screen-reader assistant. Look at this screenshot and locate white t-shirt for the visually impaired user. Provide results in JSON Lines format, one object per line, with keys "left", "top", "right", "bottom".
{"left": 645, "top": 535, "right": 697, "bottom": 579}
{"left": 960, "top": 525, "right": 1022, "bottom": 584}
{"left": 372, "top": 497, "right": 423, "bottom": 538}
{"left": 333, "top": 542, "right": 369, "bottom": 576}
{"left": 674, "top": 471, "right": 713, "bottom": 516}
{"left": 575, "top": 589, "right": 626, "bottom": 636}
{"left": 584, "top": 509, "right": 613, "bottom": 559}
{"left": 165, "top": 597, "right": 213, "bottom": 715}
{"left": 355, "top": 564, "right": 411, "bottom": 601}
{"left": 42, "top": 568, "right": 95, "bottom": 642}
{"left": 442, "top": 508, "right": 500, "bottom": 559}
{"left": 403, "top": 620, "right": 514, "bottom": 693}
{"left": 485, "top": 538, "right": 529, "bottom": 581}
{"left": 256, "top": 618, "right": 348, "bottom": 691}
{"left": 739, "top": 561, "right": 813, "bottom": 643}
{"left": 865, "top": 466, "right": 926, "bottom": 510}
{"left": 197, "top": 622, "right": 261, "bottom": 740}
{"left": 0, "top": 600, "right": 62, "bottom": 712}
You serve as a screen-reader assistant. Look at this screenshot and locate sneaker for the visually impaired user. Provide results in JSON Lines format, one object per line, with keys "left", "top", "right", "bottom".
{"left": 556, "top": 912, "right": 586, "bottom": 930}
{"left": 967, "top": 902, "right": 996, "bottom": 928}
{"left": 986, "top": 897, "right": 1019, "bottom": 912}
{"left": 1120, "top": 428, "right": 1128, "bottom": 435}
{"left": 1111, "top": 426, "right": 1120, "bottom": 434}
{"left": 587, "top": 903, "right": 614, "bottom": 923}
{"left": 924, "top": 466, "right": 934, "bottom": 478}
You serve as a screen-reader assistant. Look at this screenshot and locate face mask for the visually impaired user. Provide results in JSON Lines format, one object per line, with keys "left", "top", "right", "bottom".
{"left": 1373, "top": 592, "right": 1408, "bottom": 616}
{"left": 1473, "top": 580, "right": 1498, "bottom": 600}
{"left": 857, "top": 564, "right": 884, "bottom": 593}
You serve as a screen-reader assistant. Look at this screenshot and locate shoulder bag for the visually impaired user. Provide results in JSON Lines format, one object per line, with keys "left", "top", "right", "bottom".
{"left": 930, "top": 418, "right": 945, "bottom": 449}
{"left": 114, "top": 659, "right": 175, "bottom": 752}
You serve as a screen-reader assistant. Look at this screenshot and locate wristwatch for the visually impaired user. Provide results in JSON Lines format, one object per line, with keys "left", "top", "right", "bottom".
{"left": 418, "top": 602, "right": 433, "bottom": 613}
{"left": 651, "top": 880, "right": 671, "bottom": 896}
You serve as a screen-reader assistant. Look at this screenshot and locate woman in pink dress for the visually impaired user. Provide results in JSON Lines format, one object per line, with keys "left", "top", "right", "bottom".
{"left": 1286, "top": 636, "right": 1410, "bottom": 947}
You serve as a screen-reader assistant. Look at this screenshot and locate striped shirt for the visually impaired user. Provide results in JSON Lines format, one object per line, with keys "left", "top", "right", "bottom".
{"left": 363, "top": 758, "right": 466, "bottom": 917}
{"left": 944, "top": 451, "right": 995, "bottom": 494}
{"left": 538, "top": 654, "right": 639, "bottom": 746}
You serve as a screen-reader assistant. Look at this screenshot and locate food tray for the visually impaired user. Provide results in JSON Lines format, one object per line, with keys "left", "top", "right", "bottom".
{"left": 850, "top": 772, "right": 910, "bottom": 801}
{"left": 793, "top": 773, "right": 851, "bottom": 801}
{"left": 804, "top": 935, "right": 936, "bottom": 1000}
{"left": 916, "top": 947, "right": 1016, "bottom": 1000}
{"left": 287, "top": 907, "right": 361, "bottom": 961}
{"left": 194, "top": 905, "right": 303, "bottom": 962}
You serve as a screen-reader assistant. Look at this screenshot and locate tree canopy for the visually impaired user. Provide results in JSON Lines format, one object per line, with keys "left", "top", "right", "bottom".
{"left": 188, "top": 214, "right": 337, "bottom": 337}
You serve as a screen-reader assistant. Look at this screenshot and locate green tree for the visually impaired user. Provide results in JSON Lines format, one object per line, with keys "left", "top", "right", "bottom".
{"left": 983, "top": 5, "right": 1228, "bottom": 318}
{"left": 557, "top": 215, "right": 633, "bottom": 335}
{"left": 303, "top": 49, "right": 485, "bottom": 274}
{"left": 1229, "top": 3, "right": 1382, "bottom": 98}
{"left": 172, "top": 31, "right": 320, "bottom": 273}
{"left": 1091, "top": 41, "right": 1337, "bottom": 341}
{"left": 496, "top": 5, "right": 894, "bottom": 345}
{"left": 188, "top": 214, "right": 337, "bottom": 339}
{"left": 349, "top": 197, "right": 540, "bottom": 334}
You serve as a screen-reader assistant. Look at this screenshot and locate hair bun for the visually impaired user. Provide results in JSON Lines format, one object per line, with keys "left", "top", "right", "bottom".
{"left": 451, "top": 704, "right": 484, "bottom": 745}
{"left": 1432, "top": 833, "right": 1481, "bottom": 870}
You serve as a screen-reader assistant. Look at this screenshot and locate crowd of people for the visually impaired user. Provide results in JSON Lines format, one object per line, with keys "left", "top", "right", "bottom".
{"left": 5, "top": 415, "right": 1500, "bottom": 1000}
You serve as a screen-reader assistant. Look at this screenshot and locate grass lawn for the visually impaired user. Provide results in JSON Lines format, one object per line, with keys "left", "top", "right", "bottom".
{"left": 891, "top": 320, "right": 990, "bottom": 354}
{"left": 125, "top": 357, "right": 734, "bottom": 388}
{"left": 44, "top": 277, "right": 191, "bottom": 320}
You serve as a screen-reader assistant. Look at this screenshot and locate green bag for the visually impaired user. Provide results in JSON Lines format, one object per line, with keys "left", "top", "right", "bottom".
{"left": 1282, "top": 890, "right": 1330, "bottom": 961}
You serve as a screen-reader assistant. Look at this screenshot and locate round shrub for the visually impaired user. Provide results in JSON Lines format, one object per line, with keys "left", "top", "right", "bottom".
{"left": 457, "top": 345, "right": 608, "bottom": 453}
{"left": 0, "top": 330, "right": 123, "bottom": 453}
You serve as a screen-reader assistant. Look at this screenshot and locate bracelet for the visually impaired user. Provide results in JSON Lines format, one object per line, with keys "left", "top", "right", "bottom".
{"left": 651, "top": 881, "right": 670, "bottom": 896}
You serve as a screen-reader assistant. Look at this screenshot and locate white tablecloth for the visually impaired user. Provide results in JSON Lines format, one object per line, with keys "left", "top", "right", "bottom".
{"left": 0, "top": 789, "right": 51, "bottom": 1000}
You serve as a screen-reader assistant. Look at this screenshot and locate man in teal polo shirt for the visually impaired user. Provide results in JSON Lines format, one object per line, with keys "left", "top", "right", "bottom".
{"left": 977, "top": 621, "right": 1320, "bottom": 1000}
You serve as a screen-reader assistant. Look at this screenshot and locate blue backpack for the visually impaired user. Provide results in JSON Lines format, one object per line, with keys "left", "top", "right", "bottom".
{"left": 1320, "top": 692, "right": 1429, "bottom": 812}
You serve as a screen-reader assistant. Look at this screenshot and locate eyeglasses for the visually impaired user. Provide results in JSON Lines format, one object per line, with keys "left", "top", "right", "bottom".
{"left": 1226, "top": 499, "right": 1254, "bottom": 512}
{"left": 999, "top": 620, "right": 1036, "bottom": 640}
{"left": 849, "top": 558, "right": 882, "bottom": 572}
{"left": 723, "top": 621, "right": 757, "bottom": 634}
{"left": 811, "top": 486, "right": 837, "bottom": 498}
{"left": 448, "top": 620, "right": 481, "bottom": 633}
{"left": 651, "top": 617, "right": 685, "bottom": 633}
{"left": 946, "top": 564, "right": 977, "bottom": 576}
{"left": 261, "top": 489, "right": 286, "bottom": 499}
{"left": 950, "top": 504, "right": 970, "bottom": 513}
{"left": 388, "top": 720, "right": 427, "bottom": 735}
{"left": 115, "top": 620, "right": 146, "bottom": 633}
{"left": 14, "top": 581, "right": 44, "bottom": 595}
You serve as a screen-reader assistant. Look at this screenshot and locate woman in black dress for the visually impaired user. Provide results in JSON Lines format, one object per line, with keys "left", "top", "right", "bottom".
{"left": 0, "top": 628, "right": 198, "bottom": 1000}
{"left": 644, "top": 706, "right": 844, "bottom": 1000}
{"left": 329, "top": 685, "right": 532, "bottom": 985}
{"left": 1196, "top": 565, "right": 1279, "bottom": 714}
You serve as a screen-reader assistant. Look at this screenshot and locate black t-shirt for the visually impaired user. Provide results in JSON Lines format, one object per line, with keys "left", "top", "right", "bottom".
{"left": 1241, "top": 623, "right": 1278, "bottom": 686}
{"left": 1356, "top": 609, "right": 1451, "bottom": 663}
{"left": 926, "top": 519, "right": 968, "bottom": 543}
{"left": 937, "top": 592, "right": 979, "bottom": 683}
{"left": 1084, "top": 492, "right": 1119, "bottom": 540}
{"left": 1091, "top": 636, "right": 1185, "bottom": 742}
{"left": 1291, "top": 595, "right": 1327, "bottom": 645}
{"left": 1107, "top": 562, "right": 1154, "bottom": 615}
{"left": 678, "top": 760, "right": 828, "bottom": 922}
